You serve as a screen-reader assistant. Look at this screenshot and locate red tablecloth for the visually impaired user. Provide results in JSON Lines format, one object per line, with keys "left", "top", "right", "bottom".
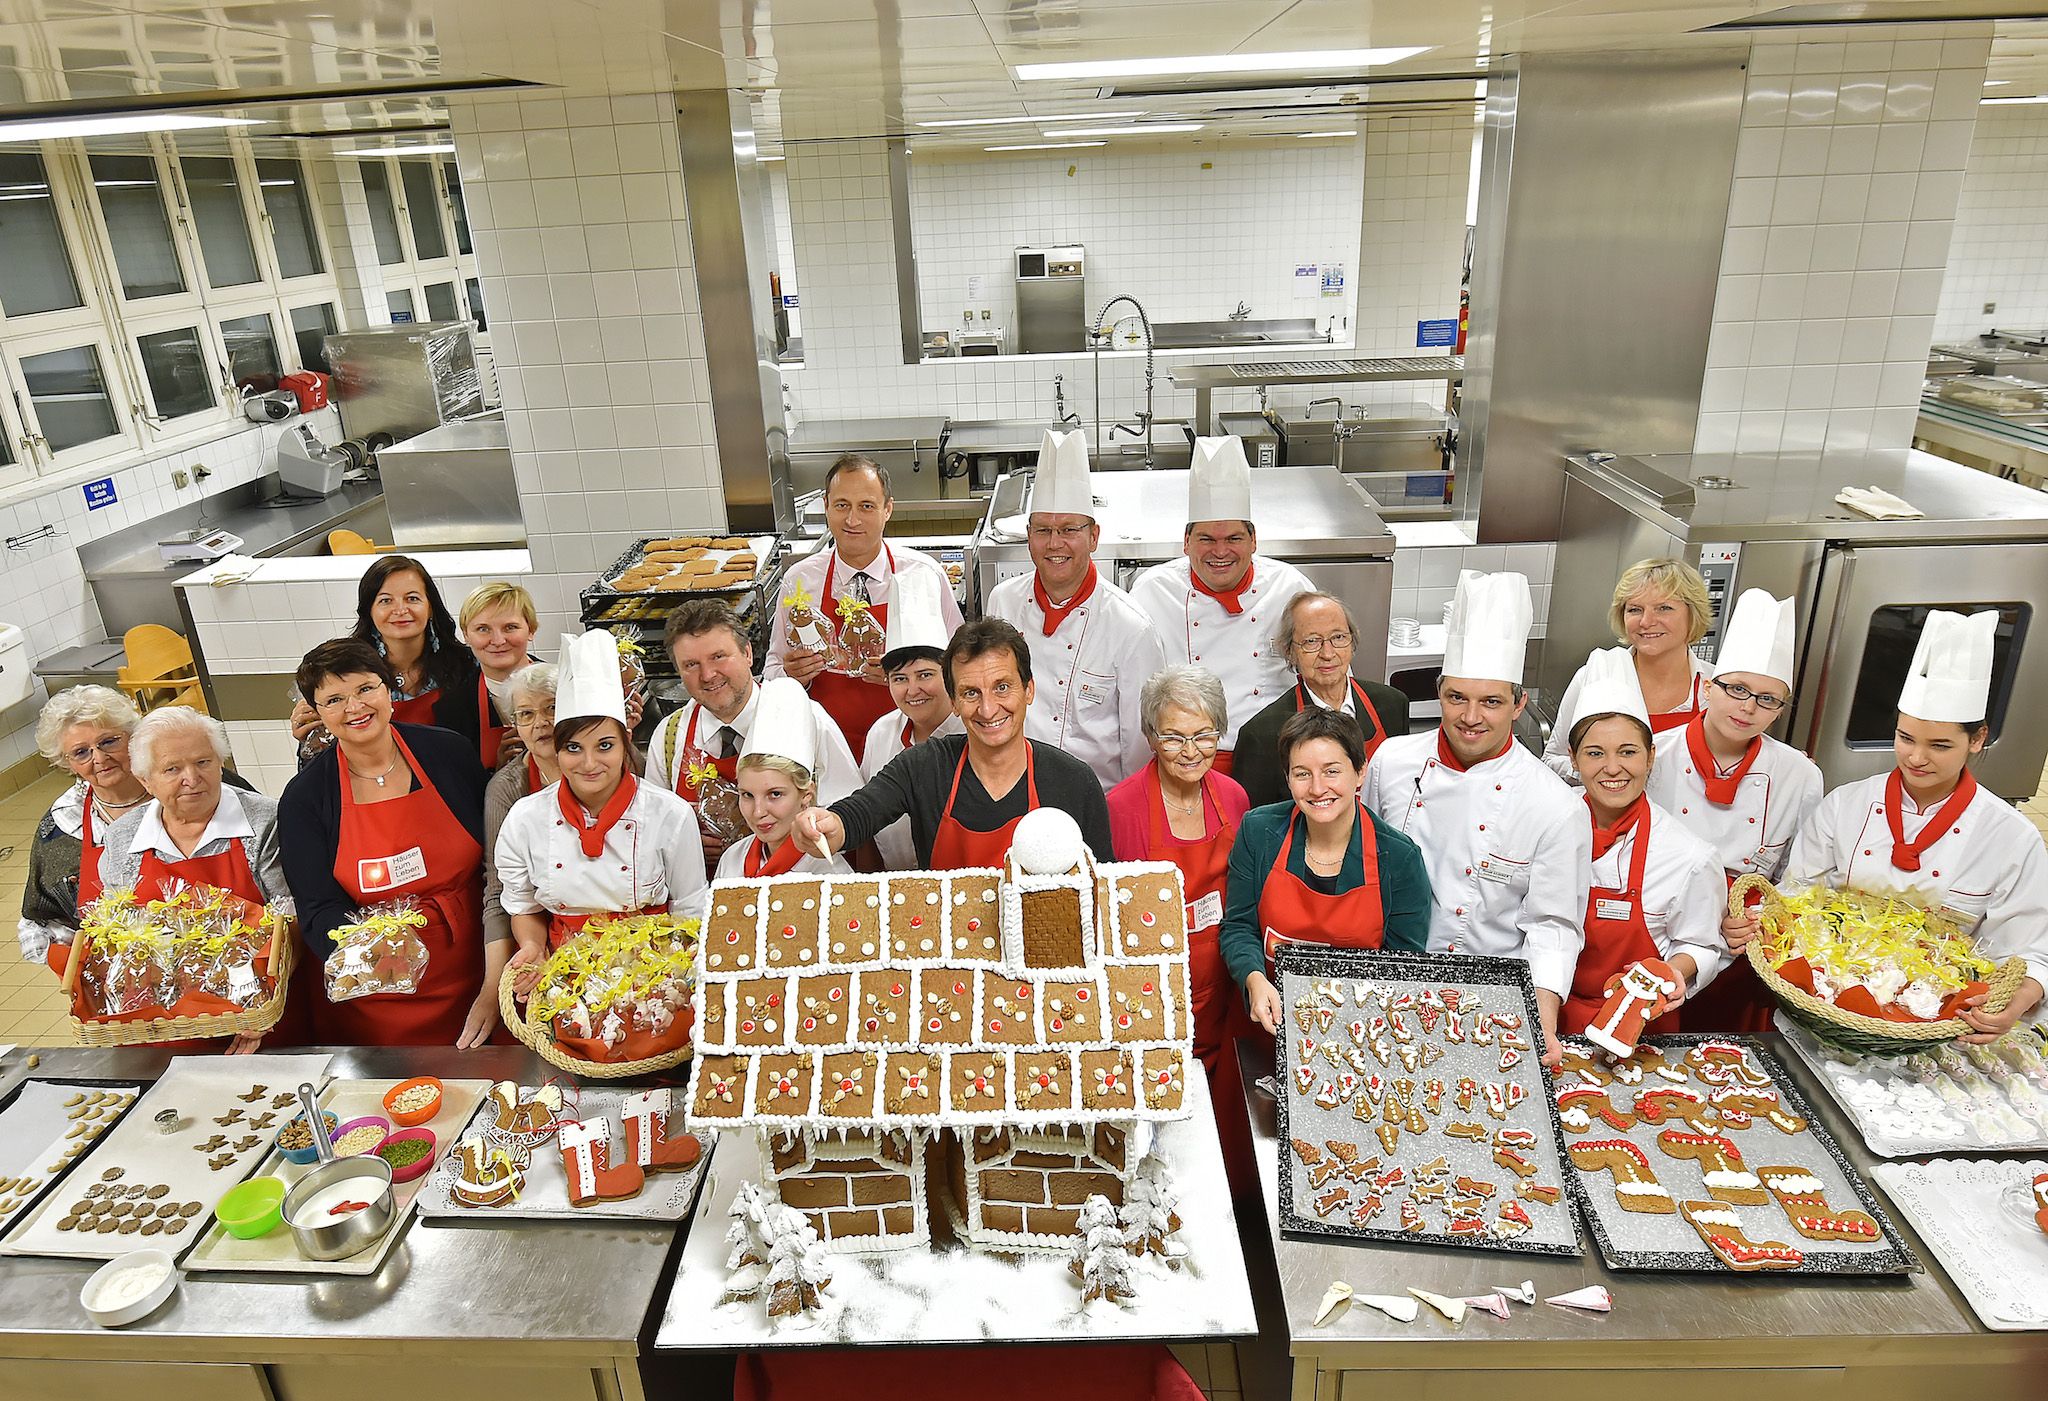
{"left": 736, "top": 1343, "right": 1201, "bottom": 1401}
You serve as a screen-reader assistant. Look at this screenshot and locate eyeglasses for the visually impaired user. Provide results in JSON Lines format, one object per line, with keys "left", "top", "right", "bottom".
{"left": 64, "top": 735, "right": 125, "bottom": 765}
{"left": 1027, "top": 523, "right": 1092, "bottom": 542}
{"left": 1711, "top": 678, "right": 1788, "bottom": 712}
{"left": 314, "top": 679, "right": 388, "bottom": 713}
{"left": 1292, "top": 631, "right": 1353, "bottom": 655}
{"left": 1155, "top": 730, "right": 1220, "bottom": 755}
{"left": 511, "top": 707, "right": 551, "bottom": 727}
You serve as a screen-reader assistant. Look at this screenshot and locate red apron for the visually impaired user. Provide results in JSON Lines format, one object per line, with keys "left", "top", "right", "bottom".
{"left": 1142, "top": 764, "right": 1241, "bottom": 1066}
{"left": 670, "top": 704, "right": 740, "bottom": 801}
{"left": 76, "top": 799, "right": 105, "bottom": 910}
{"left": 1682, "top": 872, "right": 1774, "bottom": 1034}
{"left": 323, "top": 731, "right": 486, "bottom": 1045}
{"left": 1648, "top": 674, "right": 1704, "bottom": 734}
{"left": 131, "top": 830, "right": 282, "bottom": 1051}
{"left": 478, "top": 674, "right": 508, "bottom": 769}
{"left": 1257, "top": 804, "right": 1385, "bottom": 965}
{"left": 1562, "top": 805, "right": 1682, "bottom": 1036}
{"left": 547, "top": 904, "right": 669, "bottom": 952}
{"left": 390, "top": 688, "right": 438, "bottom": 727}
{"left": 807, "top": 551, "right": 894, "bottom": 763}
{"left": 928, "top": 744, "right": 1039, "bottom": 870}
{"left": 1293, "top": 679, "right": 1390, "bottom": 759}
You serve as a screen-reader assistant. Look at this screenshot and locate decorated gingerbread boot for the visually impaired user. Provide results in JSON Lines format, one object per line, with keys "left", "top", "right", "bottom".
{"left": 622, "top": 1089, "right": 703, "bottom": 1174}
{"left": 559, "top": 1118, "right": 644, "bottom": 1205}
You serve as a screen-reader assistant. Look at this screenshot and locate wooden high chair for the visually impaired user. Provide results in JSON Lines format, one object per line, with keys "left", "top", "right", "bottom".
{"left": 116, "top": 625, "right": 208, "bottom": 714}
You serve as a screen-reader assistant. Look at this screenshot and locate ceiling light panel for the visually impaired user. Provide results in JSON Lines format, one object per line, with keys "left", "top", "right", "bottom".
{"left": 1058, "top": 122, "right": 1204, "bottom": 136}
{"left": 984, "top": 141, "right": 1108, "bottom": 152}
{"left": 0, "top": 113, "right": 262, "bottom": 143}
{"left": 1016, "top": 48, "right": 1432, "bottom": 82}
{"left": 919, "top": 111, "right": 1148, "bottom": 127}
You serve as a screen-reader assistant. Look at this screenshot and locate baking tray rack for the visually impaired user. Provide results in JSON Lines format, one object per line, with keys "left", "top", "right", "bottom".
{"left": 578, "top": 534, "right": 790, "bottom": 676}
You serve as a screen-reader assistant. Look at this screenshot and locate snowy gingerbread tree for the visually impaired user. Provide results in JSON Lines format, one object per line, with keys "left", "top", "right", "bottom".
{"left": 1068, "top": 1193, "right": 1136, "bottom": 1305}
{"left": 1119, "top": 1156, "right": 1186, "bottom": 1264}
{"left": 720, "top": 1181, "right": 773, "bottom": 1304}
{"left": 762, "top": 1203, "right": 832, "bottom": 1319}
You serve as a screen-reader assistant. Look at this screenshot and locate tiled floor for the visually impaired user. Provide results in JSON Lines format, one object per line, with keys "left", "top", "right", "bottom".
{"left": 0, "top": 771, "right": 75, "bottom": 1047}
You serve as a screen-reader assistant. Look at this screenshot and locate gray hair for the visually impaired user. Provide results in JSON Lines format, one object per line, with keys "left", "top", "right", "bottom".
{"left": 36, "top": 685, "right": 141, "bottom": 764}
{"left": 1140, "top": 665, "right": 1228, "bottom": 738}
{"left": 128, "top": 706, "right": 230, "bottom": 779}
{"left": 1273, "top": 592, "right": 1360, "bottom": 660}
{"left": 508, "top": 660, "right": 560, "bottom": 706}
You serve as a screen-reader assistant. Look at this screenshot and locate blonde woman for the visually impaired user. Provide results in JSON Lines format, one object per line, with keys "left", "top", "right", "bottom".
{"left": 1543, "top": 557, "right": 1716, "bottom": 780}
{"left": 714, "top": 680, "right": 854, "bottom": 885}
{"left": 460, "top": 582, "right": 539, "bottom": 768}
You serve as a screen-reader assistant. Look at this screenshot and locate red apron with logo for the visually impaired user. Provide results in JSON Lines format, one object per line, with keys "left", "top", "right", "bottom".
{"left": 1257, "top": 805, "right": 1385, "bottom": 963}
{"left": 76, "top": 799, "right": 105, "bottom": 910}
{"left": 807, "top": 552, "right": 894, "bottom": 763}
{"left": 324, "top": 731, "right": 486, "bottom": 1045}
{"left": 478, "top": 674, "right": 509, "bottom": 769}
{"left": 1562, "top": 805, "right": 1682, "bottom": 1036}
{"left": 1142, "top": 764, "right": 1241, "bottom": 1067}
{"left": 928, "top": 745, "right": 1039, "bottom": 871}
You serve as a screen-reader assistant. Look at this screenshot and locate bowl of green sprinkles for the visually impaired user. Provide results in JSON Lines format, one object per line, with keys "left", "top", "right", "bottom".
{"left": 374, "top": 1128, "right": 437, "bottom": 1183}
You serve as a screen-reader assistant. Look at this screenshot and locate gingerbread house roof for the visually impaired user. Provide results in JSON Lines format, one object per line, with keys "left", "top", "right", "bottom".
{"left": 684, "top": 861, "right": 1194, "bottom": 1133}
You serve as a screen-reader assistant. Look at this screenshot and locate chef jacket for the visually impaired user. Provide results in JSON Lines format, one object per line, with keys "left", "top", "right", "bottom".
{"left": 762, "top": 544, "right": 964, "bottom": 683}
{"left": 495, "top": 779, "right": 706, "bottom": 923}
{"left": 1647, "top": 728, "right": 1822, "bottom": 882}
{"left": 705, "top": 836, "right": 853, "bottom": 914}
{"left": 985, "top": 571, "right": 1165, "bottom": 788}
{"left": 97, "top": 785, "right": 293, "bottom": 913}
{"left": 1127, "top": 553, "right": 1314, "bottom": 751}
{"left": 1542, "top": 648, "right": 1716, "bottom": 780}
{"left": 1589, "top": 799, "right": 1733, "bottom": 993}
{"left": 646, "top": 683, "right": 862, "bottom": 806}
{"left": 1785, "top": 772, "right": 2048, "bottom": 1014}
{"left": 859, "top": 710, "right": 965, "bottom": 870}
{"left": 1363, "top": 731, "right": 1590, "bottom": 997}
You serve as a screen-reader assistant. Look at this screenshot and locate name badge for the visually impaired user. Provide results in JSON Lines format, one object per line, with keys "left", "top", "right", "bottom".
{"left": 1075, "top": 679, "right": 1111, "bottom": 708}
{"left": 1595, "top": 896, "right": 1635, "bottom": 922}
{"left": 358, "top": 846, "right": 427, "bottom": 893}
{"left": 1474, "top": 861, "right": 1515, "bottom": 886}
{"left": 1187, "top": 890, "right": 1223, "bottom": 932}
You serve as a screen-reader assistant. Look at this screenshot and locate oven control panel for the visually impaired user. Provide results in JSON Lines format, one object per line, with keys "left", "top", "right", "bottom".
{"left": 1693, "top": 543, "right": 1742, "bottom": 662}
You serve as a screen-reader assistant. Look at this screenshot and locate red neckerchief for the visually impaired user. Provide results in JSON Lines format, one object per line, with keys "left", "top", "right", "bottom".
{"left": 743, "top": 836, "right": 804, "bottom": 878}
{"left": 1435, "top": 729, "right": 1512, "bottom": 772}
{"left": 1885, "top": 767, "right": 1978, "bottom": 873}
{"left": 1586, "top": 794, "right": 1650, "bottom": 860}
{"left": 1189, "top": 560, "right": 1254, "bottom": 615}
{"left": 1032, "top": 562, "right": 1098, "bottom": 636}
{"left": 526, "top": 756, "right": 545, "bottom": 795}
{"left": 558, "top": 772, "right": 638, "bottom": 859}
{"left": 1686, "top": 714, "right": 1762, "bottom": 806}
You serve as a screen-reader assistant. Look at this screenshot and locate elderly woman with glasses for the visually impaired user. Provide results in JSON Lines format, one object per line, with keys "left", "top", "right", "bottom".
{"left": 482, "top": 662, "right": 561, "bottom": 951}
{"left": 1231, "top": 592, "right": 1409, "bottom": 810}
{"left": 279, "top": 638, "right": 495, "bottom": 1046}
{"left": 1106, "top": 665, "right": 1250, "bottom": 1071}
{"left": 18, "top": 686, "right": 149, "bottom": 962}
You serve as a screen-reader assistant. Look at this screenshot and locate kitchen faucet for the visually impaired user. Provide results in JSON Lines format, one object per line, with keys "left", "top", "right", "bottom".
{"left": 1089, "top": 294, "right": 1155, "bottom": 469}
{"left": 1052, "top": 374, "right": 1080, "bottom": 427}
{"left": 1229, "top": 300, "right": 1251, "bottom": 321}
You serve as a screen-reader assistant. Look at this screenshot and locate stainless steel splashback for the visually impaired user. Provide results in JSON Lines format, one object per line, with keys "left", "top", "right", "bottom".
{"left": 1460, "top": 48, "right": 1747, "bottom": 543}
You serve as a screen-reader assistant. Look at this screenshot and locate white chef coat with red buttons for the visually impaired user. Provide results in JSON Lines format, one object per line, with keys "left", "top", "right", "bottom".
{"left": 1785, "top": 772, "right": 2048, "bottom": 1015}
{"left": 1363, "top": 730, "right": 1590, "bottom": 997}
{"left": 1647, "top": 728, "right": 1822, "bottom": 882}
{"left": 985, "top": 570, "right": 1165, "bottom": 788}
{"left": 1127, "top": 553, "right": 1314, "bottom": 751}
{"left": 495, "top": 779, "right": 706, "bottom": 924}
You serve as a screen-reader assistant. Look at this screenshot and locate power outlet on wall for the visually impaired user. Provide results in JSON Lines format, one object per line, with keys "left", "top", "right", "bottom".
{"left": 171, "top": 468, "right": 189, "bottom": 488}
{"left": 193, "top": 463, "right": 212, "bottom": 482}
{"left": 1985, "top": 302, "right": 1998, "bottom": 314}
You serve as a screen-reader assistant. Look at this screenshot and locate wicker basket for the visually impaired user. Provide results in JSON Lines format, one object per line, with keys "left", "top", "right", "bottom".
{"left": 1732, "top": 874, "right": 2030, "bottom": 1057}
{"left": 61, "top": 917, "right": 296, "bottom": 1047}
{"left": 498, "top": 965, "right": 693, "bottom": 1080}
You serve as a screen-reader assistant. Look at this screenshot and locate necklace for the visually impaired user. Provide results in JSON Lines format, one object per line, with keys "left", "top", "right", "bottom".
{"left": 345, "top": 750, "right": 402, "bottom": 788}
{"left": 93, "top": 790, "right": 146, "bottom": 814}
{"left": 1304, "top": 847, "right": 1345, "bottom": 873}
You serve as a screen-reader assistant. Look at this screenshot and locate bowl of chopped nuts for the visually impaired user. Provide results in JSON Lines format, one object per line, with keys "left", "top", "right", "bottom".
{"left": 374, "top": 1127, "right": 437, "bottom": 1183}
{"left": 328, "top": 1116, "right": 391, "bottom": 1159}
{"left": 275, "top": 1109, "right": 339, "bottom": 1165}
{"left": 382, "top": 1076, "right": 443, "bottom": 1127}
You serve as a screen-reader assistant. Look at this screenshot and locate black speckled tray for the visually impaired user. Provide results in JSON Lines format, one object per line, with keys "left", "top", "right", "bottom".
{"left": 1558, "top": 1033, "right": 1919, "bottom": 1275}
{"left": 1273, "top": 946, "right": 1584, "bottom": 1258}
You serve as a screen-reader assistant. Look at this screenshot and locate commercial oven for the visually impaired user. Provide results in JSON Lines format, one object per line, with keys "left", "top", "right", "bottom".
{"left": 1546, "top": 449, "right": 2048, "bottom": 800}
{"left": 1015, "top": 244, "right": 1085, "bottom": 354}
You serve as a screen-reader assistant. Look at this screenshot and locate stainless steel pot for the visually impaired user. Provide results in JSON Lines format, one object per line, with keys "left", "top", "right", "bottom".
{"left": 283, "top": 1082, "right": 394, "bottom": 1262}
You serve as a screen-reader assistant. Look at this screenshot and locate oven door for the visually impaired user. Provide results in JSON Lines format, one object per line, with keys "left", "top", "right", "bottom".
{"left": 1796, "top": 542, "right": 2048, "bottom": 799}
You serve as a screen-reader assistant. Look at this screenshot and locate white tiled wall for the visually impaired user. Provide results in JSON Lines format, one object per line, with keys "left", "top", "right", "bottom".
{"left": 1933, "top": 105, "right": 2048, "bottom": 340}
{"left": 1354, "top": 113, "right": 1474, "bottom": 357}
{"left": 1694, "top": 27, "right": 1991, "bottom": 456}
{"left": 1391, "top": 539, "right": 1556, "bottom": 641}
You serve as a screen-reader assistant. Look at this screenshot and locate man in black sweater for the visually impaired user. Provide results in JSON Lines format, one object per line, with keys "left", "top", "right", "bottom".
{"left": 793, "top": 618, "right": 1112, "bottom": 869}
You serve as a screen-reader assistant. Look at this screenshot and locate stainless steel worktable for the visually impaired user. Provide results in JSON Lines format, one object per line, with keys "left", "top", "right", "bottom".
{"left": 0, "top": 1045, "right": 686, "bottom": 1401}
{"left": 1236, "top": 1037, "right": 2048, "bottom": 1401}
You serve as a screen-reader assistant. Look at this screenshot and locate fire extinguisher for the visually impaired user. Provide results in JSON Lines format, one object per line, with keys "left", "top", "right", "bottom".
{"left": 1456, "top": 288, "right": 1469, "bottom": 354}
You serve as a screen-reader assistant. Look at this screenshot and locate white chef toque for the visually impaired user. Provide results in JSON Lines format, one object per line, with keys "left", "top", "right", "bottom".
{"left": 740, "top": 676, "right": 819, "bottom": 774}
{"left": 1712, "top": 588, "right": 1797, "bottom": 688}
{"left": 1572, "top": 647, "right": 1652, "bottom": 731}
{"left": 1897, "top": 608, "right": 1999, "bottom": 723}
{"left": 881, "top": 565, "right": 953, "bottom": 666}
{"left": 1442, "top": 570, "right": 1533, "bottom": 686}
{"left": 1032, "top": 429, "right": 1095, "bottom": 519}
{"left": 1186, "top": 436, "right": 1253, "bottom": 523}
{"left": 555, "top": 629, "right": 627, "bottom": 725}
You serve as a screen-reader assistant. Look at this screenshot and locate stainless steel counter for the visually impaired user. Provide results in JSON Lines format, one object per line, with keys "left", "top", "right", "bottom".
{"left": 1168, "top": 355, "right": 1465, "bottom": 430}
{"left": 1237, "top": 1036, "right": 2048, "bottom": 1396}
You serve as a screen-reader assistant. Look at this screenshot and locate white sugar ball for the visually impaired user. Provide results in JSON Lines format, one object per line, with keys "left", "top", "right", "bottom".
{"left": 1011, "top": 808, "right": 1086, "bottom": 875}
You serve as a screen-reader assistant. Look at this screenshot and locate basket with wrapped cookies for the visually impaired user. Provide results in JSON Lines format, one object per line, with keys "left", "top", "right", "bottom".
{"left": 498, "top": 912, "right": 699, "bottom": 1078}
{"left": 59, "top": 884, "right": 295, "bottom": 1046}
{"left": 1734, "top": 875, "right": 2030, "bottom": 1056}
{"left": 323, "top": 899, "right": 431, "bottom": 1002}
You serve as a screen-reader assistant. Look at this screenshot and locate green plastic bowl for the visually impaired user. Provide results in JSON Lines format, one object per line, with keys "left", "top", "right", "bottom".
{"left": 217, "top": 1176, "right": 286, "bottom": 1239}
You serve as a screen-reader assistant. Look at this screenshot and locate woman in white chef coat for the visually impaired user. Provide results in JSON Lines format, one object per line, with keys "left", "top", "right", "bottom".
{"left": 501, "top": 631, "right": 706, "bottom": 995}
{"left": 1647, "top": 589, "right": 1823, "bottom": 1032}
{"left": 859, "top": 568, "right": 960, "bottom": 870}
{"left": 1543, "top": 558, "right": 1717, "bottom": 780}
{"left": 715, "top": 680, "right": 854, "bottom": 886}
{"left": 1561, "top": 652, "right": 1730, "bottom": 1039}
{"left": 1774, "top": 610, "right": 2047, "bottom": 1038}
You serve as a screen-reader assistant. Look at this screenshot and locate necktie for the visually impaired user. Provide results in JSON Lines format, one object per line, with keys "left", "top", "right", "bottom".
{"left": 850, "top": 572, "right": 871, "bottom": 606}
{"left": 716, "top": 726, "right": 737, "bottom": 759}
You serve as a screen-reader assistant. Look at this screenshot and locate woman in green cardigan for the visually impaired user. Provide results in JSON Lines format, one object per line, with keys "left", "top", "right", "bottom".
{"left": 1222, "top": 707, "right": 1433, "bottom": 1032}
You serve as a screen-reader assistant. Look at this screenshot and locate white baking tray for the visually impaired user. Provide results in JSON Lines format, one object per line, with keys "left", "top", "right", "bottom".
{"left": 0, "top": 1081, "right": 141, "bottom": 1235}
{"left": 1778, "top": 1017, "right": 2048, "bottom": 1157}
{"left": 1873, "top": 1158, "right": 2048, "bottom": 1330}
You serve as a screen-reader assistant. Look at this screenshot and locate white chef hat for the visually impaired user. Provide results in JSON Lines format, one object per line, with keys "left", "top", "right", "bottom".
{"left": 1712, "top": 588, "right": 1797, "bottom": 688}
{"left": 1187, "top": 436, "right": 1253, "bottom": 523}
{"left": 555, "top": 629, "right": 626, "bottom": 725}
{"left": 740, "top": 676, "right": 819, "bottom": 775}
{"left": 1442, "top": 570, "right": 1533, "bottom": 686}
{"left": 881, "top": 565, "right": 952, "bottom": 668}
{"left": 1033, "top": 429, "right": 1095, "bottom": 519}
{"left": 1898, "top": 609, "right": 1999, "bottom": 723}
{"left": 1572, "top": 646, "right": 1652, "bottom": 733}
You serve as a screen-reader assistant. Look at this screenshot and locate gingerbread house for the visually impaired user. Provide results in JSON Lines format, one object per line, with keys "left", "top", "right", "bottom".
{"left": 685, "top": 812, "right": 1194, "bottom": 1253}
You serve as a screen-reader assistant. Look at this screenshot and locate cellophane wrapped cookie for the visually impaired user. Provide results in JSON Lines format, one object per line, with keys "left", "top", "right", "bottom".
{"left": 75, "top": 883, "right": 280, "bottom": 1017}
{"left": 527, "top": 912, "right": 698, "bottom": 1061}
{"left": 1764, "top": 885, "right": 1997, "bottom": 1021}
{"left": 684, "top": 758, "right": 749, "bottom": 845}
{"left": 324, "top": 898, "right": 432, "bottom": 1002}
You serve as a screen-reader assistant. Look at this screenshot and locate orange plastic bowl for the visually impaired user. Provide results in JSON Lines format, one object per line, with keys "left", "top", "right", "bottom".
{"left": 382, "top": 1076, "right": 443, "bottom": 1127}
